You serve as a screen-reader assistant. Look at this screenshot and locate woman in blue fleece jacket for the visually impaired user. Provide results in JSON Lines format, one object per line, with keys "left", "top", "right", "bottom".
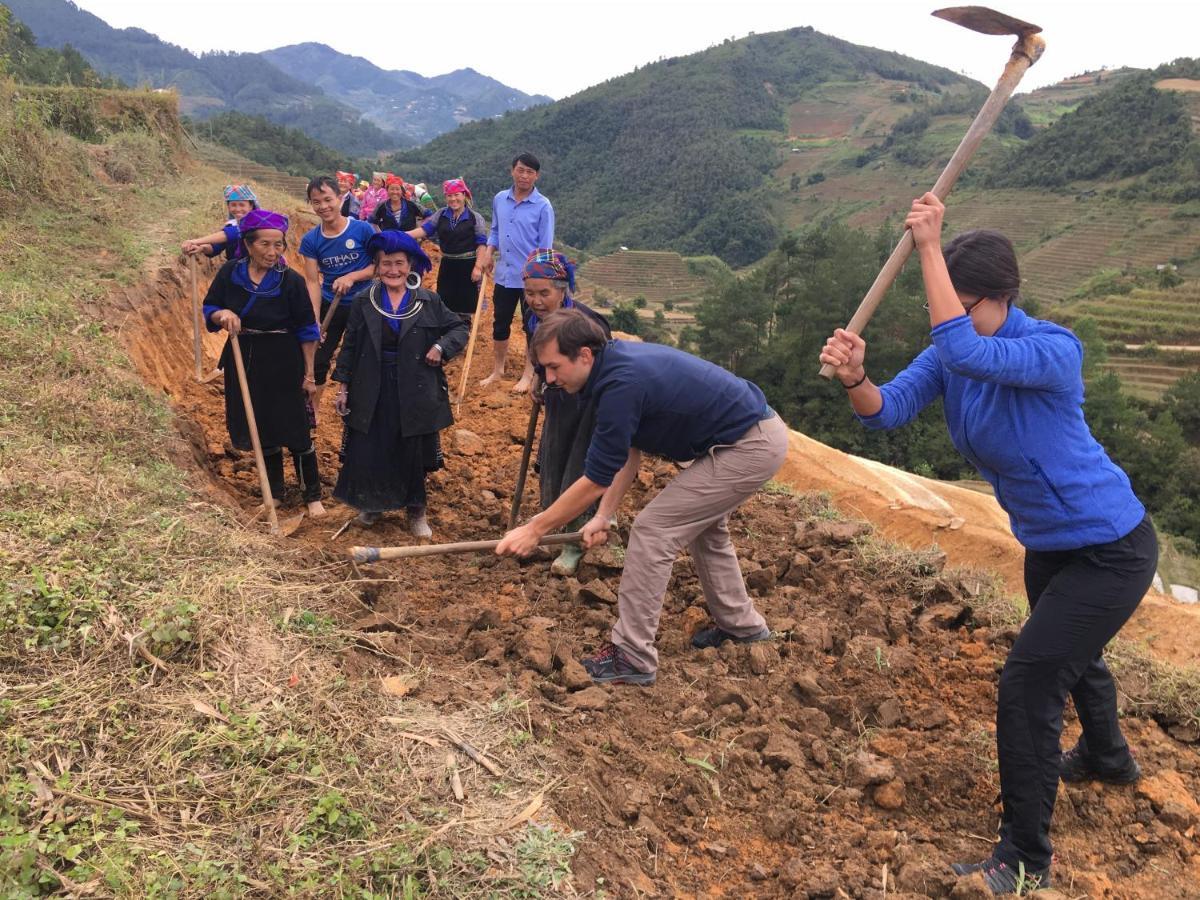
{"left": 820, "top": 193, "right": 1157, "bottom": 895}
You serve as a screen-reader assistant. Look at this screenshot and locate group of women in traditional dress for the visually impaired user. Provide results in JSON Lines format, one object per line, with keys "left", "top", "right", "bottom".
{"left": 190, "top": 167, "right": 592, "bottom": 555}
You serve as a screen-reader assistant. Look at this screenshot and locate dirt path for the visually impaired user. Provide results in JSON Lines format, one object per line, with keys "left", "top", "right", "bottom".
{"left": 118, "top": 250, "right": 1200, "bottom": 898}
{"left": 776, "top": 430, "right": 1200, "bottom": 670}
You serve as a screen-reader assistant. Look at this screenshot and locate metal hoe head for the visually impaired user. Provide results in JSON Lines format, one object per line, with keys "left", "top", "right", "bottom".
{"left": 932, "top": 6, "right": 1042, "bottom": 37}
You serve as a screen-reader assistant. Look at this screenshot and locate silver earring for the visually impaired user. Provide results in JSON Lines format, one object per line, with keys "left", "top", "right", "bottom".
{"left": 406, "top": 273, "right": 421, "bottom": 290}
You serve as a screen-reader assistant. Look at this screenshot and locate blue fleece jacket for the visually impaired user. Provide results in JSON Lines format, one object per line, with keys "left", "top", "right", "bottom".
{"left": 859, "top": 307, "right": 1144, "bottom": 551}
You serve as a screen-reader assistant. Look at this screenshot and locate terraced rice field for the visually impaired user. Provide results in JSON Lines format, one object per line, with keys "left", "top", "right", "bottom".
{"left": 1054, "top": 282, "right": 1200, "bottom": 399}
{"left": 1101, "top": 356, "right": 1200, "bottom": 402}
{"left": 189, "top": 139, "right": 311, "bottom": 199}
{"left": 1056, "top": 283, "right": 1200, "bottom": 344}
{"left": 577, "top": 250, "right": 710, "bottom": 306}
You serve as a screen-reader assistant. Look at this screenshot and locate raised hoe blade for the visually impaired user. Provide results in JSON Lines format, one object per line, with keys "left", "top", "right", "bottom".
{"left": 932, "top": 6, "right": 1042, "bottom": 36}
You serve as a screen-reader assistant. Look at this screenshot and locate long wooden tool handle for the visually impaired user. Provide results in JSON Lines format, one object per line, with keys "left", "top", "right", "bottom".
{"left": 456, "top": 274, "right": 488, "bottom": 415}
{"left": 818, "top": 34, "right": 1046, "bottom": 379}
{"left": 350, "top": 530, "right": 584, "bottom": 563}
{"left": 320, "top": 294, "right": 342, "bottom": 338}
{"left": 509, "top": 401, "right": 541, "bottom": 530}
{"left": 230, "top": 335, "right": 280, "bottom": 534}
{"left": 190, "top": 256, "right": 203, "bottom": 382}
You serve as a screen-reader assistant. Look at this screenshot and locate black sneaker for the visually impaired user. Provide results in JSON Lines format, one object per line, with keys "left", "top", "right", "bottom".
{"left": 691, "top": 625, "right": 771, "bottom": 650}
{"left": 581, "top": 643, "right": 655, "bottom": 686}
{"left": 1059, "top": 745, "right": 1142, "bottom": 785}
{"left": 952, "top": 857, "right": 1051, "bottom": 895}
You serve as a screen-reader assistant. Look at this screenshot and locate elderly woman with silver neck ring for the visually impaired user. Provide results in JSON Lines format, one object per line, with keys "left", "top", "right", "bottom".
{"left": 332, "top": 231, "right": 469, "bottom": 537}
{"left": 522, "top": 249, "right": 611, "bottom": 575}
{"left": 202, "top": 209, "right": 326, "bottom": 516}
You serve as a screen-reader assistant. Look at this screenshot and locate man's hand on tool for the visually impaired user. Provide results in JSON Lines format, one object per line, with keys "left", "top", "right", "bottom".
{"left": 496, "top": 521, "right": 544, "bottom": 557}
{"left": 904, "top": 193, "right": 945, "bottom": 250}
{"left": 331, "top": 274, "right": 355, "bottom": 299}
{"left": 580, "top": 515, "right": 610, "bottom": 549}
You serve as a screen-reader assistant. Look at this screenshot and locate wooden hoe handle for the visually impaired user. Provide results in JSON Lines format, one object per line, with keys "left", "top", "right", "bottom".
{"left": 349, "top": 530, "right": 584, "bottom": 563}
{"left": 818, "top": 30, "right": 1045, "bottom": 379}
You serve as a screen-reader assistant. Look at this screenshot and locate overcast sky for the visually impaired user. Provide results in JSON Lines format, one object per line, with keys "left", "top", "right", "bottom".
{"left": 71, "top": 0, "right": 1198, "bottom": 99}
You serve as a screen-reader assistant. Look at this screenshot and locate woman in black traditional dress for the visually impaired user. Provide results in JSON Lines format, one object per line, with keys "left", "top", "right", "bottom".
{"left": 406, "top": 178, "right": 488, "bottom": 321}
{"left": 521, "top": 249, "right": 611, "bottom": 575}
{"left": 202, "top": 209, "right": 326, "bottom": 516}
{"left": 332, "top": 231, "right": 469, "bottom": 537}
{"left": 371, "top": 174, "right": 433, "bottom": 233}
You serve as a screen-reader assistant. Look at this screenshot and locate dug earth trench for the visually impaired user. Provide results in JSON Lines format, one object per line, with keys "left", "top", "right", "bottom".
{"left": 117, "top": 251, "right": 1200, "bottom": 897}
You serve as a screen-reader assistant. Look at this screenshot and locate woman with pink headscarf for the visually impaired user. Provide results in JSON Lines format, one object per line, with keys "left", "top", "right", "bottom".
{"left": 406, "top": 178, "right": 489, "bottom": 319}
{"left": 359, "top": 172, "right": 388, "bottom": 221}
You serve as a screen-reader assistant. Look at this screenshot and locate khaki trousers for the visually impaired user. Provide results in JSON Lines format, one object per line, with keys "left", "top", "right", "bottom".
{"left": 612, "top": 414, "right": 789, "bottom": 673}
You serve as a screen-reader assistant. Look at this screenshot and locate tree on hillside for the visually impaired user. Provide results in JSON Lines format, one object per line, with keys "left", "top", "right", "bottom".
{"left": 190, "top": 111, "right": 351, "bottom": 177}
{"left": 1162, "top": 372, "right": 1200, "bottom": 445}
{"left": 610, "top": 304, "right": 640, "bottom": 335}
{"left": 0, "top": 6, "right": 111, "bottom": 86}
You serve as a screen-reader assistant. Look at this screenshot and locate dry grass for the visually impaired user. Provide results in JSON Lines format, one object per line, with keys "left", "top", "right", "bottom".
{"left": 0, "top": 103, "right": 576, "bottom": 897}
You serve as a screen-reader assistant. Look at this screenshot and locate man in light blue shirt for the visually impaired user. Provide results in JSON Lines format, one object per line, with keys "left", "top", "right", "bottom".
{"left": 479, "top": 152, "right": 555, "bottom": 392}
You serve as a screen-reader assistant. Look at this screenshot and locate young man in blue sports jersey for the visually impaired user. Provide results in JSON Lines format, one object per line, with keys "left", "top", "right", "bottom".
{"left": 300, "top": 176, "right": 378, "bottom": 388}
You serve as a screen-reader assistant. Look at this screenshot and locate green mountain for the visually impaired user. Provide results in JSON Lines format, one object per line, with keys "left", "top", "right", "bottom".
{"left": 982, "top": 60, "right": 1200, "bottom": 201}
{"left": 260, "top": 43, "right": 550, "bottom": 144}
{"left": 385, "top": 26, "right": 972, "bottom": 266}
{"left": 0, "top": 2, "right": 110, "bottom": 86}
{"left": 2, "top": 0, "right": 404, "bottom": 156}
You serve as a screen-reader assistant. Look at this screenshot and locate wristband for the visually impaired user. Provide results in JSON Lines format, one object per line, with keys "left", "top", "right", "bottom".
{"left": 842, "top": 372, "right": 868, "bottom": 390}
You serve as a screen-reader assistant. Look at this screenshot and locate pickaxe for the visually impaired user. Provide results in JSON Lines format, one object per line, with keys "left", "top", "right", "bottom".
{"left": 818, "top": 6, "right": 1045, "bottom": 379}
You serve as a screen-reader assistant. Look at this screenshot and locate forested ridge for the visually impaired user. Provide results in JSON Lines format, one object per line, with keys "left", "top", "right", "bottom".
{"left": 692, "top": 226, "right": 1200, "bottom": 547}
{"left": 386, "top": 27, "right": 970, "bottom": 266}
{"left": 2, "top": 0, "right": 404, "bottom": 156}
{"left": 982, "top": 59, "right": 1200, "bottom": 201}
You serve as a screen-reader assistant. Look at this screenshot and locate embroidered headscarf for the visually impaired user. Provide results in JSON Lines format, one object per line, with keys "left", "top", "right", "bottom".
{"left": 239, "top": 209, "right": 289, "bottom": 234}
{"left": 442, "top": 178, "right": 472, "bottom": 203}
{"left": 385, "top": 174, "right": 405, "bottom": 188}
{"left": 522, "top": 248, "right": 576, "bottom": 293}
{"left": 366, "top": 230, "right": 432, "bottom": 275}
{"left": 223, "top": 183, "right": 258, "bottom": 208}
{"left": 336, "top": 170, "right": 355, "bottom": 186}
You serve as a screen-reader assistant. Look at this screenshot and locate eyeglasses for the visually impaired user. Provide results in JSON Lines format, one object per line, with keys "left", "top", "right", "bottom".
{"left": 923, "top": 299, "right": 987, "bottom": 313}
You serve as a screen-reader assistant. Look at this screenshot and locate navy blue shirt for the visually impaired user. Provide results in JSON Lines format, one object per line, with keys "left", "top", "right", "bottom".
{"left": 581, "top": 341, "right": 768, "bottom": 487}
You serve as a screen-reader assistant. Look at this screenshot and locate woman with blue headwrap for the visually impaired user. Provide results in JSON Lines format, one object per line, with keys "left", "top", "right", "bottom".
{"left": 182, "top": 184, "right": 259, "bottom": 261}
{"left": 521, "top": 249, "right": 611, "bottom": 575}
{"left": 331, "top": 231, "right": 470, "bottom": 537}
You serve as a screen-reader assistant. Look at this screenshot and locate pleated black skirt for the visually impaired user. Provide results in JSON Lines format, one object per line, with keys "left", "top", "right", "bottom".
{"left": 333, "top": 359, "right": 444, "bottom": 512}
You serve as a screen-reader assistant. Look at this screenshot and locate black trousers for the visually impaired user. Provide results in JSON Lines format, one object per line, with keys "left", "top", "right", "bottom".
{"left": 264, "top": 444, "right": 321, "bottom": 503}
{"left": 314, "top": 301, "right": 351, "bottom": 385}
{"left": 995, "top": 515, "right": 1157, "bottom": 870}
{"left": 491, "top": 285, "right": 525, "bottom": 341}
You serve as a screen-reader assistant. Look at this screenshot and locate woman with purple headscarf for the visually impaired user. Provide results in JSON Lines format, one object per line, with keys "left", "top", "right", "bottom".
{"left": 406, "top": 178, "right": 489, "bottom": 320}
{"left": 202, "top": 209, "right": 326, "bottom": 517}
{"left": 331, "top": 231, "right": 469, "bottom": 537}
{"left": 521, "top": 248, "right": 611, "bottom": 576}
